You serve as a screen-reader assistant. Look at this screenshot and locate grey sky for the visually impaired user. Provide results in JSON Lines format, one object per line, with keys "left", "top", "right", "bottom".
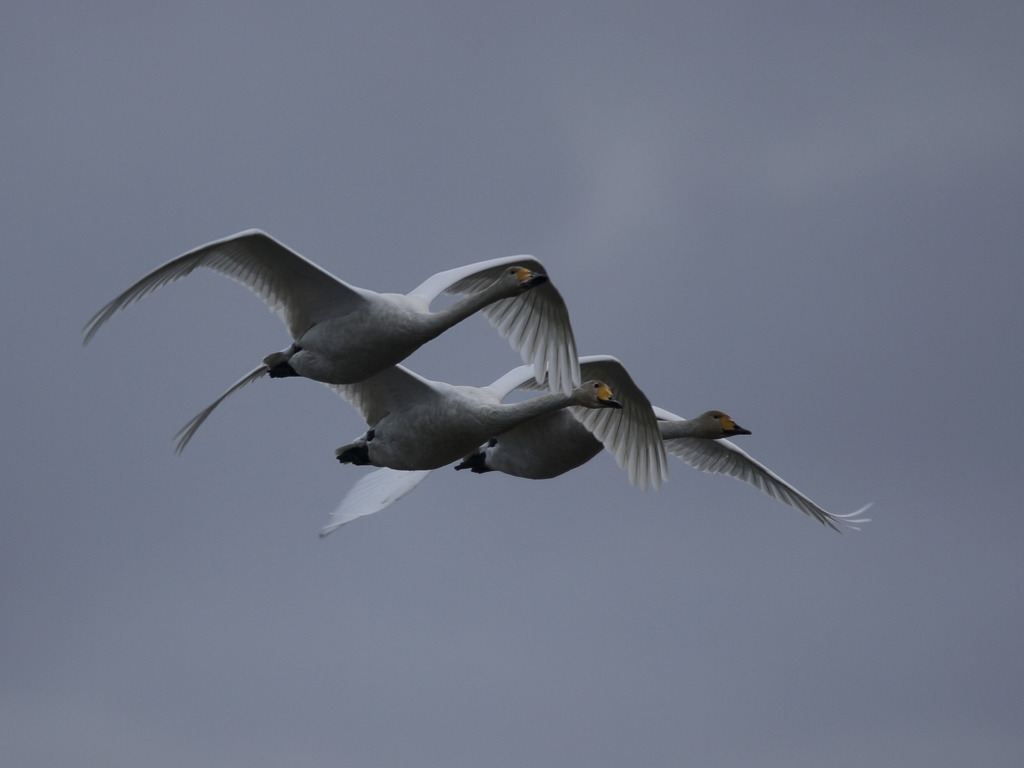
{"left": 3, "top": 2, "right": 1023, "bottom": 766}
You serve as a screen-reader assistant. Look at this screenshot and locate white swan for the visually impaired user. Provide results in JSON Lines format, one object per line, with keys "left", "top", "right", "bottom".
{"left": 461, "top": 405, "right": 869, "bottom": 530}
{"left": 83, "top": 230, "right": 581, "bottom": 450}
{"left": 331, "top": 362, "right": 665, "bottom": 479}
{"left": 320, "top": 356, "right": 869, "bottom": 534}
{"left": 651, "top": 407, "right": 870, "bottom": 531}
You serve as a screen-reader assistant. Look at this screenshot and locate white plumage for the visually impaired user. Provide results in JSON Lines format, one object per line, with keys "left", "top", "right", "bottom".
{"left": 84, "top": 230, "right": 581, "bottom": 450}
{"left": 85, "top": 232, "right": 872, "bottom": 537}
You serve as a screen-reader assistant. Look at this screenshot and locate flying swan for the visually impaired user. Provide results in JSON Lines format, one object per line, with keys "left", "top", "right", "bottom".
{"left": 83, "top": 230, "right": 581, "bottom": 451}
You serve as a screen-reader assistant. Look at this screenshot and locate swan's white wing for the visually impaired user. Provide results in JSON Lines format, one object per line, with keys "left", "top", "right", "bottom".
{"left": 569, "top": 356, "right": 669, "bottom": 491}
{"left": 329, "top": 364, "right": 442, "bottom": 426}
{"left": 83, "top": 230, "right": 365, "bottom": 343}
{"left": 492, "top": 355, "right": 668, "bottom": 490}
{"left": 320, "top": 469, "right": 432, "bottom": 536}
{"left": 660, "top": 433, "right": 870, "bottom": 531}
{"left": 408, "top": 256, "right": 580, "bottom": 395}
{"left": 484, "top": 363, "right": 538, "bottom": 399}
{"left": 652, "top": 405, "right": 686, "bottom": 422}
{"left": 173, "top": 365, "right": 268, "bottom": 453}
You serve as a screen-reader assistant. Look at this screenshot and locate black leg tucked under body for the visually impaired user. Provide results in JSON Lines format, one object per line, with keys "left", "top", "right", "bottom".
{"left": 336, "top": 444, "right": 370, "bottom": 465}
{"left": 267, "top": 361, "right": 299, "bottom": 378}
{"left": 454, "top": 451, "right": 491, "bottom": 473}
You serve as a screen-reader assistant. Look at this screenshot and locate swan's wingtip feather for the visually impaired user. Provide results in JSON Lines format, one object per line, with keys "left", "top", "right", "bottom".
{"left": 823, "top": 502, "right": 873, "bottom": 532}
{"left": 319, "top": 523, "right": 344, "bottom": 538}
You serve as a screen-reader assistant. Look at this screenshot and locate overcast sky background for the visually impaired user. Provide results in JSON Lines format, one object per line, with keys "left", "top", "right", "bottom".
{"left": 3, "top": 2, "right": 1023, "bottom": 766}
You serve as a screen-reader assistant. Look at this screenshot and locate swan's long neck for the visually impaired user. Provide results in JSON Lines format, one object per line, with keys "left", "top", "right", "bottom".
{"left": 422, "top": 280, "right": 510, "bottom": 335}
{"left": 657, "top": 419, "right": 703, "bottom": 439}
{"left": 657, "top": 413, "right": 743, "bottom": 440}
{"left": 484, "top": 391, "right": 577, "bottom": 434}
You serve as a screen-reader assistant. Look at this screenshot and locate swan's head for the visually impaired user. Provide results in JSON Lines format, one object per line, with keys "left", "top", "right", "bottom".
{"left": 578, "top": 380, "right": 622, "bottom": 409}
{"left": 701, "top": 410, "right": 751, "bottom": 438}
{"left": 507, "top": 265, "right": 549, "bottom": 291}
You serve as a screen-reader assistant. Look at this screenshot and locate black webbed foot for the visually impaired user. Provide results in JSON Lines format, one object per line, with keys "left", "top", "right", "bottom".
{"left": 336, "top": 444, "right": 370, "bottom": 465}
{"left": 454, "top": 451, "right": 491, "bottom": 473}
{"left": 267, "top": 361, "right": 299, "bottom": 378}
{"left": 336, "top": 431, "right": 373, "bottom": 465}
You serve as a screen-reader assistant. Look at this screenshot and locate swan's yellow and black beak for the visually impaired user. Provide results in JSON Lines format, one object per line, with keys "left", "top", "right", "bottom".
{"left": 717, "top": 413, "right": 751, "bottom": 436}
{"left": 596, "top": 382, "right": 623, "bottom": 409}
{"left": 516, "top": 266, "right": 549, "bottom": 288}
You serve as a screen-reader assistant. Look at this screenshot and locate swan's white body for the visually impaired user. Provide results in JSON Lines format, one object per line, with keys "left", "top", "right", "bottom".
{"left": 83, "top": 230, "right": 581, "bottom": 450}
{"left": 331, "top": 363, "right": 658, "bottom": 475}
{"left": 468, "top": 409, "right": 605, "bottom": 479}
{"left": 321, "top": 356, "right": 869, "bottom": 535}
